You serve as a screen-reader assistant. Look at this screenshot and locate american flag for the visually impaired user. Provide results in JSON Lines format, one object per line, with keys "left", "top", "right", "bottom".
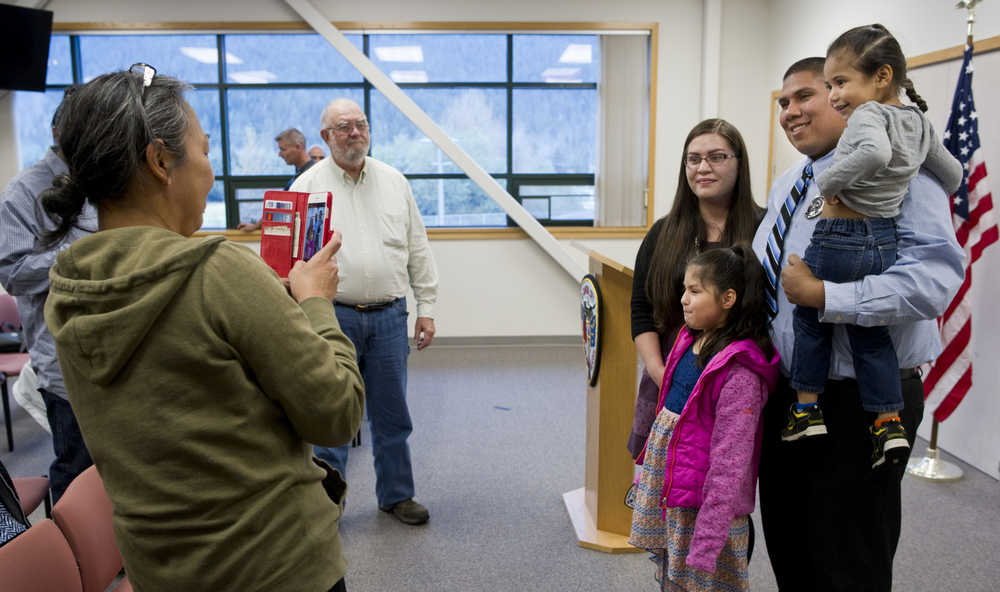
{"left": 922, "top": 43, "right": 998, "bottom": 422}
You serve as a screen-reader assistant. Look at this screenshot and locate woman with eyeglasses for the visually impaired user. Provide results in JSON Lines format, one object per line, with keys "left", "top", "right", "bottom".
{"left": 627, "top": 118, "right": 764, "bottom": 464}
{"left": 40, "top": 67, "right": 364, "bottom": 592}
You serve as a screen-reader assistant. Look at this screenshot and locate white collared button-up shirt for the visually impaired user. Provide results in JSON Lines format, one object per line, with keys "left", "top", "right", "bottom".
{"left": 291, "top": 156, "right": 438, "bottom": 318}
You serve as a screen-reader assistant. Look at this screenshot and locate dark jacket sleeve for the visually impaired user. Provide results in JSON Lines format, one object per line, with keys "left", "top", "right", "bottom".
{"left": 631, "top": 218, "right": 664, "bottom": 339}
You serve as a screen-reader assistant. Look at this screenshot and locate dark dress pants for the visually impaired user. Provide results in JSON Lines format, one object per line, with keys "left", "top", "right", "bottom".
{"left": 39, "top": 389, "right": 93, "bottom": 503}
{"left": 758, "top": 373, "right": 923, "bottom": 591}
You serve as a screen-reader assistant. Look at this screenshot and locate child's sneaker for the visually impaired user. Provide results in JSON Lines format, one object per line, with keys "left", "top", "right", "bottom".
{"left": 780, "top": 403, "right": 828, "bottom": 441}
{"left": 871, "top": 419, "right": 910, "bottom": 468}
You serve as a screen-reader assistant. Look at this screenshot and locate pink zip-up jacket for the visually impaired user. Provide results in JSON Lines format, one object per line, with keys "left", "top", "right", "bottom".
{"left": 635, "top": 327, "right": 779, "bottom": 573}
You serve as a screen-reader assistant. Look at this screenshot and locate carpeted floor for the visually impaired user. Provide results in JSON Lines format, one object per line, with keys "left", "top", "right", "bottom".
{"left": 3, "top": 344, "right": 998, "bottom": 590}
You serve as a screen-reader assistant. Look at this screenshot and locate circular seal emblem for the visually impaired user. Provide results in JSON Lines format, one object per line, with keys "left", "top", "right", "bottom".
{"left": 580, "top": 274, "right": 603, "bottom": 387}
{"left": 805, "top": 195, "right": 825, "bottom": 219}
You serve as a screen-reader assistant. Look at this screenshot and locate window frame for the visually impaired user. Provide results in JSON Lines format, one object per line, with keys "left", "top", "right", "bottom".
{"left": 47, "top": 21, "right": 658, "bottom": 240}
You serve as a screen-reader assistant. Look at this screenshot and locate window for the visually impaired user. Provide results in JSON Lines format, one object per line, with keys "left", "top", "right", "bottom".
{"left": 13, "top": 30, "right": 628, "bottom": 230}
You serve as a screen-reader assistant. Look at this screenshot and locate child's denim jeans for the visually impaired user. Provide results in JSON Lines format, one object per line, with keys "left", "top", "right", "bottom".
{"left": 790, "top": 217, "right": 903, "bottom": 413}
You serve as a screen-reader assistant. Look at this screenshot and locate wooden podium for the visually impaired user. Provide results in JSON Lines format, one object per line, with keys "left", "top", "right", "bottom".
{"left": 563, "top": 249, "right": 642, "bottom": 553}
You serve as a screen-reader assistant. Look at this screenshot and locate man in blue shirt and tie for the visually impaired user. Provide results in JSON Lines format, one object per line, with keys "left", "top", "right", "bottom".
{"left": 752, "top": 57, "right": 965, "bottom": 591}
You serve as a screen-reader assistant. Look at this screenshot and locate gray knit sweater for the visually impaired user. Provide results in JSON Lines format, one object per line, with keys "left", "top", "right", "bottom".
{"left": 817, "top": 101, "right": 963, "bottom": 218}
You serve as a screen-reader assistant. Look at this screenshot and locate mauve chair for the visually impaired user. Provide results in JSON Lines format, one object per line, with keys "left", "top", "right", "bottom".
{"left": 13, "top": 476, "right": 52, "bottom": 518}
{"left": 0, "top": 293, "right": 30, "bottom": 451}
{"left": 0, "top": 518, "right": 83, "bottom": 592}
{"left": 52, "top": 466, "right": 132, "bottom": 592}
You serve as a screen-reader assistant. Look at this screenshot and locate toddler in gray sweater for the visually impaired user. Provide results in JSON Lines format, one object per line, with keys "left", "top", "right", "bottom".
{"left": 783, "top": 24, "right": 962, "bottom": 470}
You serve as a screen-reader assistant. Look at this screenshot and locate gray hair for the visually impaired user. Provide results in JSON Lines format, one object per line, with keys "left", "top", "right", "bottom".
{"left": 42, "top": 70, "right": 192, "bottom": 247}
{"left": 275, "top": 128, "right": 306, "bottom": 147}
{"left": 320, "top": 98, "right": 363, "bottom": 129}
{"left": 50, "top": 85, "right": 78, "bottom": 146}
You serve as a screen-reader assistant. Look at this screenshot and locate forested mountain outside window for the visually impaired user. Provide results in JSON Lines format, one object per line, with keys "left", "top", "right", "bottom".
{"left": 13, "top": 32, "right": 599, "bottom": 229}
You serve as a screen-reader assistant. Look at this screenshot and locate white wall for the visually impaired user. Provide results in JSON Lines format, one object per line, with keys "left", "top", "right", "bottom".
{"left": 0, "top": 92, "right": 17, "bottom": 188}
{"left": 718, "top": 0, "right": 773, "bottom": 205}
{"left": 231, "top": 237, "right": 643, "bottom": 338}
{"left": 768, "top": 0, "right": 1000, "bottom": 478}
{"left": 769, "top": 0, "right": 1000, "bottom": 73}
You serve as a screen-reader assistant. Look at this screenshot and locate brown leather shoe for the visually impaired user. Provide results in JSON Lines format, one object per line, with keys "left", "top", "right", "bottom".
{"left": 380, "top": 498, "right": 429, "bottom": 525}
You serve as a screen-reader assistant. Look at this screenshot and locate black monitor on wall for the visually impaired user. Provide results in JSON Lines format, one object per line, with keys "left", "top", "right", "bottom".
{"left": 0, "top": 4, "right": 54, "bottom": 92}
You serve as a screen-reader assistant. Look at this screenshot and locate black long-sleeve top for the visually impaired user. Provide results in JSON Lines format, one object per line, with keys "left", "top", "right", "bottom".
{"left": 630, "top": 218, "right": 721, "bottom": 340}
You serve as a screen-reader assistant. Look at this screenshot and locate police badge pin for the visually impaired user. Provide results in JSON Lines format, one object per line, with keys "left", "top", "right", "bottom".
{"left": 805, "top": 195, "right": 825, "bottom": 219}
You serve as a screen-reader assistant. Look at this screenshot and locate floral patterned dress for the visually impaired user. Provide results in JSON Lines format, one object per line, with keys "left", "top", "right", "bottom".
{"left": 628, "top": 407, "right": 750, "bottom": 591}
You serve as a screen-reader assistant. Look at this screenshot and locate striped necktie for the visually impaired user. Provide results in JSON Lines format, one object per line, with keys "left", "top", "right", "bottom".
{"left": 763, "top": 162, "right": 813, "bottom": 315}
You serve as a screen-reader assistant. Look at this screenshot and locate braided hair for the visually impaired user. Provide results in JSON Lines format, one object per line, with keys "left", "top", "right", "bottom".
{"left": 828, "top": 24, "right": 927, "bottom": 112}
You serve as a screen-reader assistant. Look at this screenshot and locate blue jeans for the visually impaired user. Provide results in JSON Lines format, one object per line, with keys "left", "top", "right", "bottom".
{"left": 314, "top": 298, "right": 414, "bottom": 508}
{"left": 39, "top": 389, "right": 93, "bottom": 503}
{"left": 791, "top": 218, "right": 902, "bottom": 413}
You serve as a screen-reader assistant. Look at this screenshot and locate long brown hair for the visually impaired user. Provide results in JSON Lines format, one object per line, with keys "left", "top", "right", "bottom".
{"left": 645, "top": 119, "right": 763, "bottom": 335}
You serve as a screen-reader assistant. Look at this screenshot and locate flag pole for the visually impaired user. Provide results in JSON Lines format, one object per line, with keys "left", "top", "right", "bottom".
{"left": 907, "top": 419, "right": 964, "bottom": 481}
{"left": 906, "top": 0, "right": 982, "bottom": 483}
{"left": 963, "top": 0, "right": 980, "bottom": 45}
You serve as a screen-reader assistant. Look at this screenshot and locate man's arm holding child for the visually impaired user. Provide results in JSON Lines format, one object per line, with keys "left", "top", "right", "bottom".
{"left": 782, "top": 172, "right": 964, "bottom": 326}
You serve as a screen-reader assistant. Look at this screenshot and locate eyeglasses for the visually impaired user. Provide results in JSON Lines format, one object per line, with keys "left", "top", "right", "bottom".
{"left": 129, "top": 63, "right": 156, "bottom": 102}
{"left": 684, "top": 152, "right": 737, "bottom": 167}
{"left": 326, "top": 119, "right": 369, "bottom": 134}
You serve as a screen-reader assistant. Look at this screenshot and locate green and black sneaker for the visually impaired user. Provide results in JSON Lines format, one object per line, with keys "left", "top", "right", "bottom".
{"left": 871, "top": 419, "right": 910, "bottom": 468}
{"left": 780, "top": 403, "right": 828, "bottom": 442}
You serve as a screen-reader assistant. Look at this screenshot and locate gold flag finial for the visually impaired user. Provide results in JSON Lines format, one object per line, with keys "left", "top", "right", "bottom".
{"left": 955, "top": 0, "right": 982, "bottom": 43}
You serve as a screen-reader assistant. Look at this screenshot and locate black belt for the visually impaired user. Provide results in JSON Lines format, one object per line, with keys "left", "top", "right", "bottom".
{"left": 805, "top": 368, "right": 920, "bottom": 382}
{"left": 335, "top": 299, "right": 397, "bottom": 312}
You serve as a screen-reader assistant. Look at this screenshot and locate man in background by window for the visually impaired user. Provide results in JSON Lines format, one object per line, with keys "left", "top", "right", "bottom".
{"left": 309, "top": 144, "right": 325, "bottom": 163}
{"left": 0, "top": 88, "right": 96, "bottom": 502}
{"left": 238, "top": 128, "right": 316, "bottom": 231}
{"left": 292, "top": 98, "right": 438, "bottom": 526}
{"left": 276, "top": 128, "right": 316, "bottom": 190}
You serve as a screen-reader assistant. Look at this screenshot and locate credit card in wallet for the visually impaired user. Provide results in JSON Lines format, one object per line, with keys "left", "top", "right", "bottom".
{"left": 262, "top": 225, "right": 291, "bottom": 236}
{"left": 264, "top": 211, "right": 293, "bottom": 223}
{"left": 264, "top": 199, "right": 294, "bottom": 210}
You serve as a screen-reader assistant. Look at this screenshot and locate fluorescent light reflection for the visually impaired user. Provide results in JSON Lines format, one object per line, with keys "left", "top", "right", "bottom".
{"left": 389, "top": 70, "right": 429, "bottom": 83}
{"left": 541, "top": 67, "right": 581, "bottom": 83}
{"left": 228, "top": 70, "right": 277, "bottom": 84}
{"left": 180, "top": 47, "right": 243, "bottom": 65}
{"left": 558, "top": 43, "right": 592, "bottom": 64}
{"left": 374, "top": 45, "right": 424, "bottom": 63}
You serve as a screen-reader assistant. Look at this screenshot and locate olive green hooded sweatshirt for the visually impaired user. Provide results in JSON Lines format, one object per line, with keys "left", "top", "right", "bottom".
{"left": 45, "top": 226, "right": 364, "bottom": 592}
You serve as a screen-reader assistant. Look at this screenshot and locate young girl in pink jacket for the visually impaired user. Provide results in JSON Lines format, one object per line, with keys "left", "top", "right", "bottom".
{"left": 629, "top": 246, "right": 779, "bottom": 591}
